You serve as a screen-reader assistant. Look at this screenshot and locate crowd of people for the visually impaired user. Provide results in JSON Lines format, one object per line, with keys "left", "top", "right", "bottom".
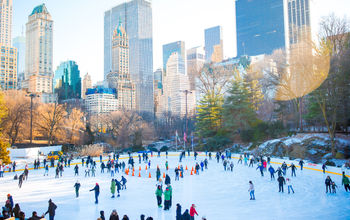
{"left": 1, "top": 150, "right": 349, "bottom": 219}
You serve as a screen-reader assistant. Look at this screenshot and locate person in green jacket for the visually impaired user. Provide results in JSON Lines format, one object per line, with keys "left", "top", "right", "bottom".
{"left": 167, "top": 184, "right": 173, "bottom": 208}
{"left": 156, "top": 167, "right": 161, "bottom": 181}
{"left": 165, "top": 161, "right": 169, "bottom": 170}
{"left": 74, "top": 180, "right": 81, "bottom": 198}
{"left": 111, "top": 179, "right": 116, "bottom": 198}
{"left": 155, "top": 185, "right": 163, "bottom": 208}
{"left": 342, "top": 171, "right": 350, "bottom": 192}
{"left": 164, "top": 186, "right": 171, "bottom": 210}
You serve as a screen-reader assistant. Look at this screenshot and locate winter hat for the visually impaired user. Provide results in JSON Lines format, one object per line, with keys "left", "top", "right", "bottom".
{"left": 7, "top": 194, "right": 10, "bottom": 197}
{"left": 96, "top": 183, "right": 99, "bottom": 185}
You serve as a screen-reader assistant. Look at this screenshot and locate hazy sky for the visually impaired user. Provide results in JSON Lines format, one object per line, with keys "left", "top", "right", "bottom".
{"left": 13, "top": 0, "right": 349, "bottom": 83}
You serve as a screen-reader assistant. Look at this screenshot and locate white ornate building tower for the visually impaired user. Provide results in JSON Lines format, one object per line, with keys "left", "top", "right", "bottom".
{"left": 107, "top": 21, "right": 135, "bottom": 110}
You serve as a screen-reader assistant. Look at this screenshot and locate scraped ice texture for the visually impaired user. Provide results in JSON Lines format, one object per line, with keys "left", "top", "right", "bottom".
{"left": 1, "top": 153, "right": 350, "bottom": 220}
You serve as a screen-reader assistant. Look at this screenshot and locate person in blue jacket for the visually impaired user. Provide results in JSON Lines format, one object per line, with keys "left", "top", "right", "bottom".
{"left": 90, "top": 183, "right": 100, "bottom": 204}
{"left": 268, "top": 166, "right": 275, "bottom": 180}
{"left": 256, "top": 163, "right": 264, "bottom": 176}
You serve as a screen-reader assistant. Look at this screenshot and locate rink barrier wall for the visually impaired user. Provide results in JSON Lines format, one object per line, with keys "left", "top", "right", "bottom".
{"left": 4, "top": 153, "right": 349, "bottom": 178}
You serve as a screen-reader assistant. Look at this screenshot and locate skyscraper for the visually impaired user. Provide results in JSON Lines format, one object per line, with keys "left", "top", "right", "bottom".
{"left": 0, "top": 0, "right": 17, "bottom": 90}
{"left": 205, "top": 26, "right": 224, "bottom": 62}
{"left": 106, "top": 21, "right": 135, "bottom": 111}
{"left": 13, "top": 36, "right": 25, "bottom": 89}
{"left": 53, "top": 60, "right": 81, "bottom": 101}
{"left": 236, "top": 0, "right": 285, "bottom": 57}
{"left": 104, "top": 0, "right": 153, "bottom": 114}
{"left": 235, "top": 0, "right": 311, "bottom": 57}
{"left": 0, "top": 0, "right": 12, "bottom": 46}
{"left": 24, "top": 4, "right": 53, "bottom": 94}
{"left": 162, "top": 41, "right": 185, "bottom": 72}
{"left": 187, "top": 46, "right": 205, "bottom": 90}
{"left": 158, "top": 52, "right": 195, "bottom": 117}
{"left": 82, "top": 72, "right": 92, "bottom": 99}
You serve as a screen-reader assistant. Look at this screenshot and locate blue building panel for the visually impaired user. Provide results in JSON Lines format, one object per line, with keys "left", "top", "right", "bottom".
{"left": 236, "top": 0, "right": 285, "bottom": 56}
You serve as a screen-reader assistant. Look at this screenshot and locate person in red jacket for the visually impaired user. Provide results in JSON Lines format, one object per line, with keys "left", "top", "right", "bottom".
{"left": 190, "top": 204, "right": 198, "bottom": 220}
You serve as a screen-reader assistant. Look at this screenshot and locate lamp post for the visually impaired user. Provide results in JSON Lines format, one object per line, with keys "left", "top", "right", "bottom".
{"left": 181, "top": 90, "right": 192, "bottom": 150}
{"left": 26, "top": 93, "right": 39, "bottom": 144}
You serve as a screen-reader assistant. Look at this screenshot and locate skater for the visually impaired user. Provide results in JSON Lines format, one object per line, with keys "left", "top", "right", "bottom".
{"left": 121, "top": 176, "right": 127, "bottom": 190}
{"left": 289, "top": 163, "right": 297, "bottom": 177}
{"left": 342, "top": 171, "right": 350, "bottom": 192}
{"left": 331, "top": 182, "right": 337, "bottom": 193}
{"left": 18, "top": 173, "right": 24, "bottom": 188}
{"left": 109, "top": 209, "right": 119, "bottom": 220}
{"left": 176, "top": 204, "right": 182, "bottom": 220}
{"left": 164, "top": 187, "right": 171, "bottom": 210}
{"left": 275, "top": 167, "right": 283, "bottom": 177}
{"left": 182, "top": 209, "right": 191, "bottom": 220}
{"left": 190, "top": 204, "right": 198, "bottom": 220}
{"left": 165, "top": 174, "right": 171, "bottom": 185}
{"left": 99, "top": 210, "right": 105, "bottom": 220}
{"left": 155, "top": 185, "right": 163, "bottom": 208}
{"left": 238, "top": 155, "right": 243, "bottom": 164}
{"left": 90, "top": 183, "right": 100, "bottom": 204}
{"left": 299, "top": 159, "right": 304, "bottom": 170}
{"left": 281, "top": 162, "right": 287, "bottom": 176}
{"left": 74, "top": 165, "right": 79, "bottom": 176}
{"left": 230, "top": 162, "right": 234, "bottom": 172}
{"left": 165, "top": 161, "right": 169, "bottom": 170}
{"left": 286, "top": 178, "right": 294, "bottom": 194}
{"left": 44, "top": 165, "right": 49, "bottom": 176}
{"left": 74, "top": 180, "right": 81, "bottom": 198}
{"left": 5, "top": 194, "right": 13, "bottom": 216}
{"left": 85, "top": 167, "right": 90, "bottom": 177}
{"left": 101, "top": 162, "right": 106, "bottom": 173}
{"left": 322, "top": 163, "right": 327, "bottom": 174}
{"left": 268, "top": 166, "right": 275, "bottom": 180}
{"left": 110, "top": 179, "right": 116, "bottom": 198}
{"left": 91, "top": 166, "right": 96, "bottom": 177}
{"left": 44, "top": 199, "right": 57, "bottom": 220}
{"left": 115, "top": 179, "right": 121, "bottom": 197}
{"left": 194, "top": 151, "right": 198, "bottom": 160}
{"left": 248, "top": 181, "right": 255, "bottom": 200}
{"left": 223, "top": 160, "right": 227, "bottom": 171}
{"left": 277, "top": 175, "right": 286, "bottom": 193}
{"left": 55, "top": 167, "right": 59, "bottom": 178}
{"left": 249, "top": 157, "right": 254, "bottom": 167}
{"left": 175, "top": 167, "right": 180, "bottom": 181}
{"left": 325, "top": 176, "right": 332, "bottom": 193}
{"left": 256, "top": 162, "right": 264, "bottom": 176}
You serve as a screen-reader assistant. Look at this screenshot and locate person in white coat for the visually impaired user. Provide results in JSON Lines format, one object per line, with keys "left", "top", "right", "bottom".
{"left": 248, "top": 181, "right": 255, "bottom": 200}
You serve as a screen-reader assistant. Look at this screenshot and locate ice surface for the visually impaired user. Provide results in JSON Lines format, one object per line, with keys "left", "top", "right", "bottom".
{"left": 1, "top": 153, "right": 350, "bottom": 220}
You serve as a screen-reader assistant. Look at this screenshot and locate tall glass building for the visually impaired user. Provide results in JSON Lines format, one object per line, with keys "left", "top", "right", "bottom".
{"left": 236, "top": 0, "right": 286, "bottom": 57}
{"left": 53, "top": 60, "right": 81, "bottom": 100}
{"left": 204, "top": 26, "right": 223, "bottom": 62}
{"left": 162, "top": 41, "right": 185, "bottom": 72}
{"left": 104, "top": 0, "right": 154, "bottom": 114}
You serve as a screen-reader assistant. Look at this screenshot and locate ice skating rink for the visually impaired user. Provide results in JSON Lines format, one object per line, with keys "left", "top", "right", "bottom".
{"left": 1, "top": 153, "right": 349, "bottom": 220}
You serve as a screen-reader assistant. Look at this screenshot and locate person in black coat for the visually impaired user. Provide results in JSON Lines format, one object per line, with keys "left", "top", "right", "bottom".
{"left": 28, "top": 211, "right": 44, "bottom": 220}
{"left": 165, "top": 174, "right": 171, "bottom": 185}
{"left": 44, "top": 199, "right": 57, "bottom": 220}
{"left": 325, "top": 176, "right": 332, "bottom": 193}
{"left": 109, "top": 209, "right": 119, "bottom": 220}
{"left": 176, "top": 204, "right": 182, "bottom": 220}
{"left": 90, "top": 183, "right": 100, "bottom": 204}
{"left": 182, "top": 209, "right": 191, "bottom": 220}
{"left": 100, "top": 210, "right": 106, "bottom": 220}
{"left": 115, "top": 179, "right": 122, "bottom": 197}
{"left": 277, "top": 176, "right": 286, "bottom": 193}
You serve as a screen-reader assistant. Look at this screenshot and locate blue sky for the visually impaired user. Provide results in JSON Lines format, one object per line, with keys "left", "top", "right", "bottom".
{"left": 13, "top": 0, "right": 349, "bottom": 83}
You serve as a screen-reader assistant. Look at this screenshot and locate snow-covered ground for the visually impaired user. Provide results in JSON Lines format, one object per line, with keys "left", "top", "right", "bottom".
{"left": 1, "top": 153, "right": 350, "bottom": 220}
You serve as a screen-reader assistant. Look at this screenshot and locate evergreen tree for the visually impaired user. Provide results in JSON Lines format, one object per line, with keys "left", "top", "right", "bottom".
{"left": 223, "top": 79, "right": 257, "bottom": 136}
{"left": 195, "top": 92, "right": 224, "bottom": 138}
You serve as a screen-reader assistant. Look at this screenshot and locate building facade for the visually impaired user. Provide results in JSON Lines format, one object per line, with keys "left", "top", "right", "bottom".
{"left": 107, "top": 21, "right": 136, "bottom": 111}
{"left": 82, "top": 72, "right": 92, "bottom": 99}
{"left": 187, "top": 46, "right": 205, "bottom": 91}
{"left": 205, "top": 26, "right": 223, "bottom": 63}
{"left": 162, "top": 41, "right": 186, "bottom": 73}
{"left": 0, "top": 0, "right": 17, "bottom": 90}
{"left": 24, "top": 4, "right": 53, "bottom": 93}
{"left": 0, "top": 45, "right": 17, "bottom": 89}
{"left": 104, "top": 0, "right": 153, "bottom": 114}
{"left": 85, "top": 87, "right": 118, "bottom": 115}
{"left": 153, "top": 68, "right": 163, "bottom": 116}
{"left": 158, "top": 52, "right": 195, "bottom": 117}
{"left": 53, "top": 60, "right": 81, "bottom": 101}
{"left": 13, "top": 36, "right": 25, "bottom": 89}
{"left": 0, "top": 0, "right": 12, "bottom": 46}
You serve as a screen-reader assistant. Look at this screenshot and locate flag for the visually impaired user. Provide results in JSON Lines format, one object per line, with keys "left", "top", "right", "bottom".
{"left": 184, "top": 132, "right": 187, "bottom": 143}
